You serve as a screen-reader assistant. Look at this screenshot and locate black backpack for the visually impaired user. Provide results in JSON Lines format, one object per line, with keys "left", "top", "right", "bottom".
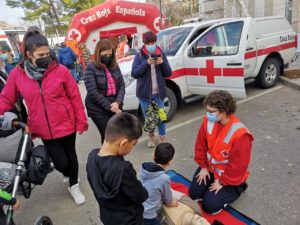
{"left": 26, "top": 145, "right": 51, "bottom": 185}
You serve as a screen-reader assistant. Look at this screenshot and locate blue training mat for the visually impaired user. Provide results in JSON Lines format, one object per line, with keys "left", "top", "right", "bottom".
{"left": 166, "top": 170, "right": 260, "bottom": 225}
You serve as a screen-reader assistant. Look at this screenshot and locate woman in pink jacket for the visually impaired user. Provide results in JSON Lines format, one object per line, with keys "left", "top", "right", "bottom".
{"left": 0, "top": 30, "right": 88, "bottom": 205}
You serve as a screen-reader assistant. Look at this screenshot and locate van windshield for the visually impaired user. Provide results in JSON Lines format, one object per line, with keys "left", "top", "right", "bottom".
{"left": 157, "top": 27, "right": 193, "bottom": 56}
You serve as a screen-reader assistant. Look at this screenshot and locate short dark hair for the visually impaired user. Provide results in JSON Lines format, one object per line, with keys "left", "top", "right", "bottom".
{"left": 105, "top": 112, "right": 143, "bottom": 143}
{"left": 143, "top": 31, "right": 157, "bottom": 44}
{"left": 154, "top": 143, "right": 175, "bottom": 165}
{"left": 203, "top": 90, "right": 236, "bottom": 115}
{"left": 93, "top": 39, "right": 117, "bottom": 70}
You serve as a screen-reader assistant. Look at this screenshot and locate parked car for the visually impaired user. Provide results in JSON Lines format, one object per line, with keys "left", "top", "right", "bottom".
{"left": 119, "top": 16, "right": 298, "bottom": 121}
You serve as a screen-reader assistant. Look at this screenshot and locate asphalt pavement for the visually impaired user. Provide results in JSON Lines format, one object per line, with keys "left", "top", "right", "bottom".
{"left": 11, "top": 81, "right": 300, "bottom": 225}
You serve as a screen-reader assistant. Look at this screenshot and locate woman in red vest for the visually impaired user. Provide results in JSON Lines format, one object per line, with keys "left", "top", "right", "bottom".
{"left": 116, "top": 34, "right": 130, "bottom": 60}
{"left": 189, "top": 90, "right": 254, "bottom": 214}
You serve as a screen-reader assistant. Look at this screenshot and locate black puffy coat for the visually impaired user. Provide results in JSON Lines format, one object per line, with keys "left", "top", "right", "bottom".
{"left": 83, "top": 63, "right": 125, "bottom": 116}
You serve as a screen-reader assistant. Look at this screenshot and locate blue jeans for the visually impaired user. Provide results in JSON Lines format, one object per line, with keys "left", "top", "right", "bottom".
{"left": 139, "top": 95, "right": 166, "bottom": 136}
{"left": 70, "top": 68, "right": 79, "bottom": 82}
{"left": 68, "top": 65, "right": 79, "bottom": 83}
{"left": 143, "top": 217, "right": 161, "bottom": 225}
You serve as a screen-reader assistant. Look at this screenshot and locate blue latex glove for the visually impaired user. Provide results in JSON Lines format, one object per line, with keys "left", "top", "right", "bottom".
{"left": 0, "top": 112, "right": 18, "bottom": 130}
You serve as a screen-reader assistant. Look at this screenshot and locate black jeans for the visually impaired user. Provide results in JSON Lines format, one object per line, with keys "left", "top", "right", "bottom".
{"left": 91, "top": 112, "right": 114, "bottom": 144}
{"left": 189, "top": 167, "right": 244, "bottom": 214}
{"left": 42, "top": 133, "right": 78, "bottom": 187}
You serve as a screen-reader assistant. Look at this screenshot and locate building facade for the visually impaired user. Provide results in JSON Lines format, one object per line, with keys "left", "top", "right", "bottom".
{"left": 198, "top": 0, "right": 300, "bottom": 32}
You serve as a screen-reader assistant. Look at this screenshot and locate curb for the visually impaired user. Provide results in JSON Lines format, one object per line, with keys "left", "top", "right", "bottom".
{"left": 279, "top": 76, "right": 300, "bottom": 91}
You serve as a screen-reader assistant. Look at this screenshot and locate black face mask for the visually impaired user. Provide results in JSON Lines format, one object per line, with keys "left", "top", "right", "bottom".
{"left": 100, "top": 55, "right": 112, "bottom": 66}
{"left": 36, "top": 56, "right": 51, "bottom": 69}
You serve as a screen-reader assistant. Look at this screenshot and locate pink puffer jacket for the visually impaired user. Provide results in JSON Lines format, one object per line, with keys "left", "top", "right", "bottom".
{"left": 0, "top": 61, "right": 88, "bottom": 140}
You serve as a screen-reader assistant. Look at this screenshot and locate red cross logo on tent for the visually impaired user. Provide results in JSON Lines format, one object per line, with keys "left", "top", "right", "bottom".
{"left": 70, "top": 31, "right": 79, "bottom": 40}
{"left": 200, "top": 60, "right": 222, "bottom": 84}
{"left": 67, "top": 29, "right": 81, "bottom": 42}
{"left": 153, "top": 17, "right": 161, "bottom": 31}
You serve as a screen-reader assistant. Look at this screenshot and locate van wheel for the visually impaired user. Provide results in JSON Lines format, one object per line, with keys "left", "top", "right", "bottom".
{"left": 164, "top": 87, "right": 177, "bottom": 122}
{"left": 255, "top": 58, "right": 280, "bottom": 88}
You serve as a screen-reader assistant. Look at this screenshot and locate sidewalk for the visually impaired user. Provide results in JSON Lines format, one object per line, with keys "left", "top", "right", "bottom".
{"left": 280, "top": 53, "right": 300, "bottom": 90}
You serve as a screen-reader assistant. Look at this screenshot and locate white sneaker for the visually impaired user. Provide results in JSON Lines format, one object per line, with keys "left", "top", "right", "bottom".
{"left": 63, "top": 176, "right": 80, "bottom": 183}
{"left": 68, "top": 183, "right": 86, "bottom": 205}
{"left": 63, "top": 176, "right": 69, "bottom": 183}
{"left": 147, "top": 133, "right": 156, "bottom": 148}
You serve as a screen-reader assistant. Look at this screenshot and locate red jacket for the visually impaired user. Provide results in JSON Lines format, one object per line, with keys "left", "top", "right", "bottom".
{"left": 194, "top": 117, "right": 253, "bottom": 186}
{"left": 0, "top": 61, "right": 88, "bottom": 140}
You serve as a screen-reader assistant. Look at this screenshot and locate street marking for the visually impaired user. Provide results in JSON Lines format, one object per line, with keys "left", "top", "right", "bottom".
{"left": 139, "top": 85, "right": 284, "bottom": 143}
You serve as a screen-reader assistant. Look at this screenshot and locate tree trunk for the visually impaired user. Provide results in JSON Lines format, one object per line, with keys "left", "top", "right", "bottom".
{"left": 48, "top": 0, "right": 62, "bottom": 35}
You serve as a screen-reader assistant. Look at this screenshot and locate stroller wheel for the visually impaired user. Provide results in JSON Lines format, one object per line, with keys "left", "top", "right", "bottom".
{"left": 33, "top": 216, "right": 53, "bottom": 225}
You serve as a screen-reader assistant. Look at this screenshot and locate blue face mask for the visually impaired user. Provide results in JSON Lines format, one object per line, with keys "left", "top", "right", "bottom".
{"left": 146, "top": 44, "right": 156, "bottom": 53}
{"left": 1, "top": 54, "right": 8, "bottom": 61}
{"left": 206, "top": 112, "right": 220, "bottom": 122}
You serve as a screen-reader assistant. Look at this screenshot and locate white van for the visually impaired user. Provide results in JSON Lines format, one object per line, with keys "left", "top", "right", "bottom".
{"left": 0, "top": 29, "right": 26, "bottom": 60}
{"left": 118, "top": 16, "right": 298, "bottom": 120}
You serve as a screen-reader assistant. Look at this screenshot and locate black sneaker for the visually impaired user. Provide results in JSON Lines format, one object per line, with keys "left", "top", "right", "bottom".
{"left": 212, "top": 220, "right": 224, "bottom": 225}
{"left": 242, "top": 182, "right": 248, "bottom": 192}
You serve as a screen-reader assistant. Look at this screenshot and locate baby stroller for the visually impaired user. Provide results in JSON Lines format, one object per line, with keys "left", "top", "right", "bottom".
{"left": 0, "top": 120, "right": 53, "bottom": 225}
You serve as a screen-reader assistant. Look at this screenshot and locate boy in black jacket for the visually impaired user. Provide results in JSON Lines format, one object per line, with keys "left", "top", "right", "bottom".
{"left": 87, "top": 112, "right": 148, "bottom": 225}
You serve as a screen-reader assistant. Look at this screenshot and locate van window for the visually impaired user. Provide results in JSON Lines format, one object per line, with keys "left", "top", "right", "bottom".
{"left": 157, "top": 27, "right": 193, "bottom": 56}
{"left": 188, "top": 27, "right": 209, "bottom": 45}
{"left": 255, "top": 19, "right": 290, "bottom": 37}
{"left": 190, "top": 21, "right": 244, "bottom": 57}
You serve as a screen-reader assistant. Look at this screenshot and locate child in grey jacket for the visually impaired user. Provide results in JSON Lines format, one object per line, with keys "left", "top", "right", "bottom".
{"left": 140, "top": 143, "right": 178, "bottom": 225}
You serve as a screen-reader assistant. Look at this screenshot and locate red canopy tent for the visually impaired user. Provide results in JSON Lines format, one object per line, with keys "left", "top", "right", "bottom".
{"left": 66, "top": 0, "right": 165, "bottom": 44}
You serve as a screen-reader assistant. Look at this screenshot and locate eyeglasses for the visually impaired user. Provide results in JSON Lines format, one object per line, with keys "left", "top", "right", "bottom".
{"left": 206, "top": 109, "right": 219, "bottom": 113}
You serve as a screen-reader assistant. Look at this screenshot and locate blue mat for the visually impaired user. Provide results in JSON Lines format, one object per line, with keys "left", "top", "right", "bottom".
{"left": 166, "top": 170, "right": 260, "bottom": 225}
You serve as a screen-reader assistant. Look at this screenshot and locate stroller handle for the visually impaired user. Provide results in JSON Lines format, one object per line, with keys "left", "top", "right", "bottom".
{"left": 12, "top": 121, "right": 29, "bottom": 133}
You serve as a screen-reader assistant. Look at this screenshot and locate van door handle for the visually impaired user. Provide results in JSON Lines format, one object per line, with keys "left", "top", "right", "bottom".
{"left": 227, "top": 63, "right": 242, "bottom": 66}
{"left": 246, "top": 47, "right": 254, "bottom": 51}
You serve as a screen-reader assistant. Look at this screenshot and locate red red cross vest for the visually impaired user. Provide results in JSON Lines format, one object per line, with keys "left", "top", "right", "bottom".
{"left": 116, "top": 42, "right": 127, "bottom": 60}
{"left": 203, "top": 114, "right": 254, "bottom": 181}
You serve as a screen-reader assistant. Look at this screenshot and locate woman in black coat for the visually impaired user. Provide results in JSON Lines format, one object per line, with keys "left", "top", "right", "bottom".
{"left": 84, "top": 39, "right": 125, "bottom": 143}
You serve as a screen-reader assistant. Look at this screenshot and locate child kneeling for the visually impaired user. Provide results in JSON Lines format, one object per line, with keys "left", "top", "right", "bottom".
{"left": 141, "top": 143, "right": 178, "bottom": 225}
